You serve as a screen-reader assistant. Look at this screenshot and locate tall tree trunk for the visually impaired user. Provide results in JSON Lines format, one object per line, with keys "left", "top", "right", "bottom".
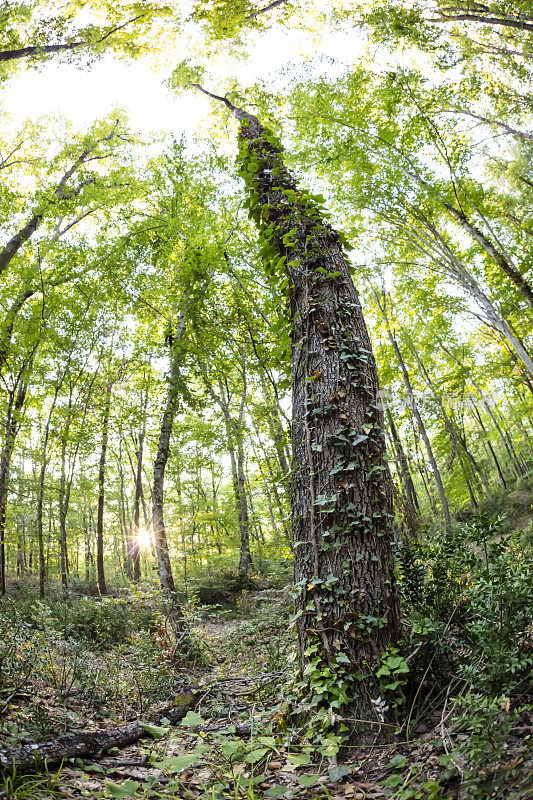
{"left": 58, "top": 412, "right": 72, "bottom": 591}
{"left": 472, "top": 380, "right": 523, "bottom": 478}
{"left": 474, "top": 407, "right": 507, "bottom": 488}
{"left": 36, "top": 384, "right": 62, "bottom": 597}
{"left": 373, "top": 295, "right": 452, "bottom": 535}
{"left": 261, "top": 377, "right": 290, "bottom": 481}
{"left": 118, "top": 443, "right": 133, "bottom": 579}
{"left": 96, "top": 382, "right": 112, "bottom": 596}
{"left": 198, "top": 87, "right": 400, "bottom": 735}
{"left": 235, "top": 427, "right": 253, "bottom": 577}
{"left": 0, "top": 379, "right": 28, "bottom": 595}
{"left": 152, "top": 352, "right": 190, "bottom": 649}
{"left": 226, "top": 430, "right": 253, "bottom": 578}
{"left": 386, "top": 408, "right": 419, "bottom": 535}
{"left": 202, "top": 371, "right": 254, "bottom": 579}
{"left": 408, "top": 340, "right": 493, "bottom": 500}
{"left": 132, "top": 425, "right": 146, "bottom": 582}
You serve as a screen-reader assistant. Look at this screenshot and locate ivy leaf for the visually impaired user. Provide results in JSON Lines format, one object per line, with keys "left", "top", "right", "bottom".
{"left": 335, "top": 652, "right": 351, "bottom": 664}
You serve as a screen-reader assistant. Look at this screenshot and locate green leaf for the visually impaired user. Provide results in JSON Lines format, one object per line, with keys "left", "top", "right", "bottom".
{"left": 245, "top": 747, "right": 269, "bottom": 763}
{"left": 335, "top": 652, "right": 351, "bottom": 664}
{"left": 181, "top": 710, "right": 204, "bottom": 728}
{"left": 298, "top": 774, "right": 320, "bottom": 787}
{"left": 388, "top": 755, "right": 408, "bottom": 768}
{"left": 105, "top": 780, "right": 140, "bottom": 798}
{"left": 264, "top": 785, "right": 287, "bottom": 797}
{"left": 287, "top": 753, "right": 310, "bottom": 765}
{"left": 138, "top": 722, "right": 168, "bottom": 739}
{"left": 328, "top": 765, "right": 350, "bottom": 783}
{"left": 154, "top": 754, "right": 199, "bottom": 772}
{"left": 257, "top": 736, "right": 277, "bottom": 748}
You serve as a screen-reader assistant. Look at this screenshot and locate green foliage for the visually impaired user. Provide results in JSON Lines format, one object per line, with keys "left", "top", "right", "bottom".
{"left": 399, "top": 515, "right": 533, "bottom": 698}
{"left": 48, "top": 596, "right": 133, "bottom": 646}
{"left": 448, "top": 694, "right": 533, "bottom": 799}
{"left": 0, "top": 762, "right": 63, "bottom": 800}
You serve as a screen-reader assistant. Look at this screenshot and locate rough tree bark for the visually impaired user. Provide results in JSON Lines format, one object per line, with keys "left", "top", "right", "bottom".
{"left": 194, "top": 86, "right": 400, "bottom": 736}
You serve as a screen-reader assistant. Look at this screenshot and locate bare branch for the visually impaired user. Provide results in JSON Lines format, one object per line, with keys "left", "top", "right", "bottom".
{"left": 245, "top": 0, "right": 291, "bottom": 22}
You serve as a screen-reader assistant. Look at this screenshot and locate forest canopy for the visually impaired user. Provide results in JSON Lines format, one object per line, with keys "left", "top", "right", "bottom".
{"left": 0, "top": 2, "right": 532, "bottom": 799}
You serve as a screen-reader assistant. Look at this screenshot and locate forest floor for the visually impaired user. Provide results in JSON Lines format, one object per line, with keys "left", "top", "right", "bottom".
{"left": 0, "top": 567, "right": 532, "bottom": 800}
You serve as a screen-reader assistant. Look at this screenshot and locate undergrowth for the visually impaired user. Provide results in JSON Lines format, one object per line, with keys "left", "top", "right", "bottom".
{"left": 0, "top": 506, "right": 531, "bottom": 799}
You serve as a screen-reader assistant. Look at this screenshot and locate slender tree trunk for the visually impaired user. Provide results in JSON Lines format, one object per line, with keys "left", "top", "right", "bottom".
{"left": 0, "top": 381, "right": 28, "bottom": 595}
{"left": 132, "top": 428, "right": 145, "bottom": 582}
{"left": 382, "top": 324, "right": 452, "bottom": 534}
{"left": 36, "top": 386, "right": 61, "bottom": 597}
{"left": 235, "top": 429, "right": 253, "bottom": 577}
{"left": 0, "top": 384, "right": 26, "bottom": 596}
{"left": 386, "top": 409, "right": 419, "bottom": 534}
{"left": 473, "top": 380, "right": 523, "bottom": 478}
{"left": 152, "top": 360, "right": 190, "bottom": 648}
{"left": 203, "top": 373, "right": 254, "bottom": 579}
{"left": 96, "top": 382, "right": 112, "bottom": 596}
{"left": 250, "top": 435, "right": 281, "bottom": 549}
{"left": 117, "top": 443, "right": 133, "bottom": 579}
{"left": 261, "top": 378, "right": 290, "bottom": 479}
{"left": 408, "top": 340, "right": 493, "bottom": 500}
{"left": 252, "top": 420, "right": 289, "bottom": 538}
{"left": 476, "top": 409, "right": 507, "bottom": 488}
{"left": 58, "top": 416, "right": 72, "bottom": 591}
{"left": 442, "top": 201, "right": 533, "bottom": 312}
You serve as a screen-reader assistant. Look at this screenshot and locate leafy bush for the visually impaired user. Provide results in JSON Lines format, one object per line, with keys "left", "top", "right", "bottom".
{"left": 48, "top": 596, "right": 133, "bottom": 646}
{"left": 187, "top": 570, "right": 255, "bottom": 606}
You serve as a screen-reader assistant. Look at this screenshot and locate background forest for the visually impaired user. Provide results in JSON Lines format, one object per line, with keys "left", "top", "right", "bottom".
{"left": 0, "top": 2, "right": 532, "bottom": 800}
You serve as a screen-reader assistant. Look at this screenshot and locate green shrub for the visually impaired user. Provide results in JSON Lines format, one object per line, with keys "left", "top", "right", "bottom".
{"left": 48, "top": 596, "right": 132, "bottom": 646}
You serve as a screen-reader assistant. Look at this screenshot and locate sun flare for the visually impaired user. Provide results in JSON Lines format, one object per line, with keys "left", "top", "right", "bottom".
{"left": 137, "top": 526, "right": 152, "bottom": 552}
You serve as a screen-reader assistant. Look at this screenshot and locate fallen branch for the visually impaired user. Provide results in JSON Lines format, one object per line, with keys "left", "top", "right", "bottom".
{"left": 0, "top": 692, "right": 196, "bottom": 775}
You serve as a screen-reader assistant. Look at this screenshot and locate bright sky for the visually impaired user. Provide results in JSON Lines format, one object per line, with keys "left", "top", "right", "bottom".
{"left": 2, "top": 18, "right": 363, "bottom": 140}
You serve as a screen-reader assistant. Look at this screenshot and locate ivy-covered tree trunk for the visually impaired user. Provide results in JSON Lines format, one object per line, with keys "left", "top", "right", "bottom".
{"left": 195, "top": 87, "right": 401, "bottom": 736}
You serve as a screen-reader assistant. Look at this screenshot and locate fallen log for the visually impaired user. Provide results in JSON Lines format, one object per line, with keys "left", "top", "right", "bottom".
{"left": 0, "top": 692, "right": 196, "bottom": 775}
